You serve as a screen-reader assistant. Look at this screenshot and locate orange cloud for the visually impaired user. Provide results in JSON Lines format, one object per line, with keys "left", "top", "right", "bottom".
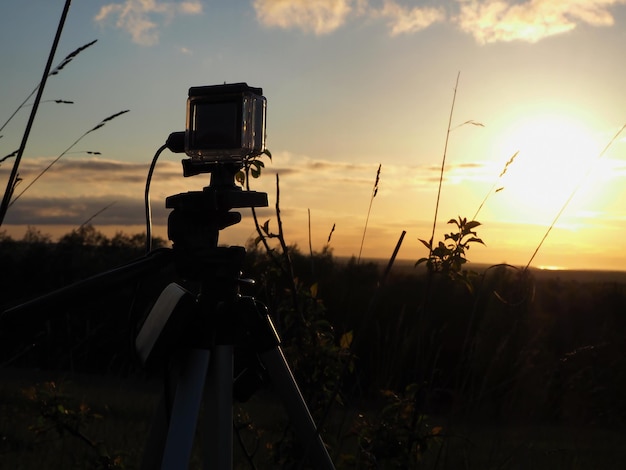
{"left": 253, "top": 0, "right": 352, "bottom": 35}
{"left": 455, "top": 0, "right": 624, "bottom": 44}
{"left": 95, "top": 0, "right": 203, "bottom": 46}
{"left": 374, "top": 1, "right": 446, "bottom": 36}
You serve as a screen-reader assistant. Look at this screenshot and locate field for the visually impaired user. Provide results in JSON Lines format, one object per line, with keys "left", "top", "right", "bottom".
{"left": 2, "top": 365, "right": 626, "bottom": 469}
{"left": 2, "top": 233, "right": 626, "bottom": 468}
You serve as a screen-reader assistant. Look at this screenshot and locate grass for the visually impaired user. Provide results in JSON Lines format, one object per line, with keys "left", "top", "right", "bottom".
{"left": 0, "top": 369, "right": 157, "bottom": 469}
{"left": 3, "top": 368, "right": 626, "bottom": 469}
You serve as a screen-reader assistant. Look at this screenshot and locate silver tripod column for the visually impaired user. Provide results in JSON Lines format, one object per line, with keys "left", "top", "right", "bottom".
{"left": 205, "top": 344, "right": 234, "bottom": 469}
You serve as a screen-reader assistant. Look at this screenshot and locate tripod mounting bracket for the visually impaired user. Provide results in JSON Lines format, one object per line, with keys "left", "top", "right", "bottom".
{"left": 165, "top": 170, "right": 267, "bottom": 280}
{"left": 166, "top": 186, "right": 268, "bottom": 214}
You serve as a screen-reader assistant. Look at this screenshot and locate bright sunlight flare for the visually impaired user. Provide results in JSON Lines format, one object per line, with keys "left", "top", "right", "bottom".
{"left": 491, "top": 114, "right": 607, "bottom": 227}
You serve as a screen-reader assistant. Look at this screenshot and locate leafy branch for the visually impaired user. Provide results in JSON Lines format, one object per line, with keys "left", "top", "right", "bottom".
{"left": 417, "top": 216, "right": 485, "bottom": 290}
{"left": 22, "top": 381, "right": 124, "bottom": 468}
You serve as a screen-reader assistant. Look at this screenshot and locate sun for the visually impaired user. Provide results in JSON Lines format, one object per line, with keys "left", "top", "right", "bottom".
{"left": 489, "top": 113, "right": 607, "bottom": 227}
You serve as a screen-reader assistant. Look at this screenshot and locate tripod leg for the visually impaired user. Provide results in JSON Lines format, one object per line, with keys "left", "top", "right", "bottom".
{"left": 259, "top": 347, "right": 335, "bottom": 470}
{"left": 203, "top": 344, "right": 233, "bottom": 470}
{"left": 161, "top": 348, "right": 211, "bottom": 469}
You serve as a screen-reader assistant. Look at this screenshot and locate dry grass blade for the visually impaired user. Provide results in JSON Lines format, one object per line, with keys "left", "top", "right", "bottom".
{"left": 358, "top": 163, "right": 381, "bottom": 263}
{"left": 428, "top": 71, "right": 461, "bottom": 254}
{"left": 308, "top": 208, "right": 313, "bottom": 257}
{"left": 86, "top": 110, "right": 129, "bottom": 135}
{"left": 326, "top": 223, "right": 335, "bottom": 246}
{"left": 473, "top": 150, "right": 519, "bottom": 220}
{"left": 0, "top": 0, "right": 73, "bottom": 227}
{"left": 1, "top": 151, "right": 19, "bottom": 164}
{"left": 451, "top": 119, "right": 484, "bottom": 131}
{"left": 0, "top": 40, "right": 96, "bottom": 135}
{"left": 8, "top": 110, "right": 130, "bottom": 206}
{"left": 101, "top": 110, "right": 129, "bottom": 123}
{"left": 525, "top": 123, "right": 626, "bottom": 270}
{"left": 79, "top": 201, "right": 116, "bottom": 229}
{"left": 49, "top": 39, "right": 98, "bottom": 76}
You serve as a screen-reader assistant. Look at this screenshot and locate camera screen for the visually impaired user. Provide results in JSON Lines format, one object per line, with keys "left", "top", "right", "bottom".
{"left": 189, "top": 100, "right": 241, "bottom": 150}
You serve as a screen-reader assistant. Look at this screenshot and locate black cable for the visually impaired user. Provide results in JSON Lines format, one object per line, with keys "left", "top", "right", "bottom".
{"left": 144, "top": 144, "right": 168, "bottom": 254}
{"left": 145, "top": 132, "right": 186, "bottom": 253}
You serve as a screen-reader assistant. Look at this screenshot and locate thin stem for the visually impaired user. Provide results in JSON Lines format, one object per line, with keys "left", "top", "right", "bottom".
{"left": 308, "top": 208, "right": 313, "bottom": 258}
{"left": 246, "top": 167, "right": 286, "bottom": 275}
{"left": 308, "top": 208, "right": 315, "bottom": 276}
{"left": 79, "top": 201, "right": 116, "bottom": 229}
{"left": 0, "top": 89, "right": 38, "bottom": 135}
{"left": 473, "top": 150, "right": 519, "bottom": 220}
{"left": 9, "top": 111, "right": 128, "bottom": 206}
{"left": 0, "top": 0, "right": 73, "bottom": 226}
{"left": 0, "top": 39, "right": 96, "bottom": 134}
{"left": 429, "top": 71, "right": 460, "bottom": 255}
{"left": 358, "top": 163, "right": 381, "bottom": 263}
{"left": 525, "top": 123, "right": 626, "bottom": 270}
{"left": 274, "top": 174, "right": 300, "bottom": 316}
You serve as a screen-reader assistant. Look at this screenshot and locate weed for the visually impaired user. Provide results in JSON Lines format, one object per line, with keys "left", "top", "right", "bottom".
{"left": 357, "top": 163, "right": 381, "bottom": 264}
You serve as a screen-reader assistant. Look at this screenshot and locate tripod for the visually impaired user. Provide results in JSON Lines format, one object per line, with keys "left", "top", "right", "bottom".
{"left": 138, "top": 163, "right": 334, "bottom": 469}
{"left": 2, "top": 163, "right": 335, "bottom": 469}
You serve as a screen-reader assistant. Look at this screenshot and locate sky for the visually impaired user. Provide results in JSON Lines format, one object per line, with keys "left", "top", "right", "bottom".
{"left": 1, "top": 0, "right": 625, "bottom": 271}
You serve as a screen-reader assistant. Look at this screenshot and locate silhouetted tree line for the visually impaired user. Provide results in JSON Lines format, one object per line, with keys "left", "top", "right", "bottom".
{"left": 2, "top": 226, "right": 626, "bottom": 428}
{"left": 0, "top": 225, "right": 171, "bottom": 373}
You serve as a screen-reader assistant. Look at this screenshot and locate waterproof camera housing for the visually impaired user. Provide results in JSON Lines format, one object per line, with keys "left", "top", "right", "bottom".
{"left": 185, "top": 83, "right": 266, "bottom": 165}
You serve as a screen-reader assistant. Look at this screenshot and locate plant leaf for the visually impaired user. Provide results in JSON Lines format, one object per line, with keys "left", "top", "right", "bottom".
{"left": 340, "top": 330, "right": 353, "bottom": 349}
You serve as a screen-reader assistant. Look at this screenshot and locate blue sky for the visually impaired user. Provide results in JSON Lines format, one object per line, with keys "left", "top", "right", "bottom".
{"left": 1, "top": 0, "right": 626, "bottom": 270}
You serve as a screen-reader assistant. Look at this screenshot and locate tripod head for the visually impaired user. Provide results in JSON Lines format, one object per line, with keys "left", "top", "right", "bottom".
{"left": 166, "top": 162, "right": 268, "bottom": 280}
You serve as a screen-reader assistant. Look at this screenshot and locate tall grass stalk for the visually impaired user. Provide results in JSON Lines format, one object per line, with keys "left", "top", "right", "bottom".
{"left": 326, "top": 223, "right": 335, "bottom": 247}
{"left": 357, "top": 163, "right": 381, "bottom": 263}
{"left": 8, "top": 110, "right": 129, "bottom": 207}
{"left": 0, "top": 151, "right": 19, "bottom": 164}
{"left": 473, "top": 150, "right": 519, "bottom": 220}
{"left": 428, "top": 72, "right": 460, "bottom": 255}
{"left": 79, "top": 201, "right": 117, "bottom": 229}
{"left": 0, "top": 36, "right": 95, "bottom": 136}
{"left": 0, "top": 0, "right": 73, "bottom": 227}
{"left": 308, "top": 208, "right": 313, "bottom": 257}
{"left": 248, "top": 171, "right": 300, "bottom": 313}
{"left": 525, "top": 123, "right": 626, "bottom": 270}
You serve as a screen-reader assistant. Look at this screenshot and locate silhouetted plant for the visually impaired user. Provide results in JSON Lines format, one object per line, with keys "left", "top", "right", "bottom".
{"left": 350, "top": 384, "right": 443, "bottom": 468}
{"left": 22, "top": 380, "right": 126, "bottom": 469}
{"left": 8, "top": 110, "right": 129, "bottom": 207}
{"left": 417, "top": 216, "right": 484, "bottom": 291}
{"left": 357, "top": 163, "right": 381, "bottom": 263}
{"left": 473, "top": 150, "right": 519, "bottom": 220}
{"left": 0, "top": 40, "right": 96, "bottom": 136}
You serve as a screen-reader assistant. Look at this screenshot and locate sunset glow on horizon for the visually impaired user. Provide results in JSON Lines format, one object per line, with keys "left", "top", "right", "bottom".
{"left": 1, "top": 1, "right": 625, "bottom": 272}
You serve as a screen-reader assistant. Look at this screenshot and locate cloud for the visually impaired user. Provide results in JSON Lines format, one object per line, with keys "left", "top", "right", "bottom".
{"left": 4, "top": 194, "right": 145, "bottom": 226}
{"left": 253, "top": 0, "right": 445, "bottom": 35}
{"left": 373, "top": 1, "right": 446, "bottom": 35}
{"left": 94, "top": 0, "right": 203, "bottom": 46}
{"left": 253, "top": 0, "right": 353, "bottom": 35}
{"left": 253, "top": 0, "right": 625, "bottom": 43}
{"left": 454, "top": 0, "right": 625, "bottom": 44}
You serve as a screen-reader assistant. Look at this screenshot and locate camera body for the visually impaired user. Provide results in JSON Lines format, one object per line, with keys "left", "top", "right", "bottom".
{"left": 185, "top": 83, "right": 266, "bottom": 165}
